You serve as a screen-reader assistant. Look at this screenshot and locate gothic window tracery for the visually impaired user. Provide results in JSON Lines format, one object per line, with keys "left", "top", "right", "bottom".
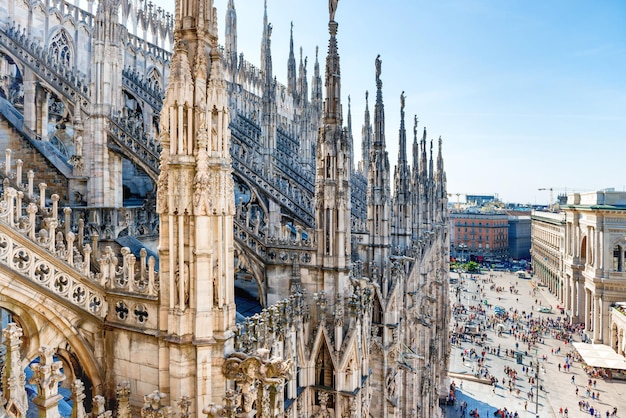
{"left": 147, "top": 68, "right": 162, "bottom": 93}
{"left": 48, "top": 30, "right": 73, "bottom": 69}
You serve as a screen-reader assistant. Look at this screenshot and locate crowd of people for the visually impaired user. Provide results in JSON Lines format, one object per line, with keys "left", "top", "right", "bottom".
{"left": 446, "top": 270, "right": 623, "bottom": 417}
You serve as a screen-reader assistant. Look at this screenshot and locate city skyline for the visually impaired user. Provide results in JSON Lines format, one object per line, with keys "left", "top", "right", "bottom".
{"left": 154, "top": 0, "right": 626, "bottom": 206}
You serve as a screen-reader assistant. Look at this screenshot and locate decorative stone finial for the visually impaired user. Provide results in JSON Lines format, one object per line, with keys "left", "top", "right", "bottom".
{"left": 115, "top": 382, "right": 132, "bottom": 418}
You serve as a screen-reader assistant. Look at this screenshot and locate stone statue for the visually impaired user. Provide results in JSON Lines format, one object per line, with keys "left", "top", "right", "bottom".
{"left": 375, "top": 54, "right": 382, "bottom": 81}
{"left": 385, "top": 367, "right": 397, "bottom": 404}
{"left": 400, "top": 91, "right": 405, "bottom": 112}
{"left": 222, "top": 349, "right": 292, "bottom": 413}
{"left": 174, "top": 263, "right": 189, "bottom": 308}
{"left": 213, "top": 260, "right": 219, "bottom": 305}
{"left": 329, "top": 0, "right": 339, "bottom": 21}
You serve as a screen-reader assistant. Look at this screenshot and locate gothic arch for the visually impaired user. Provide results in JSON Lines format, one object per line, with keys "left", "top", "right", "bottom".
{"left": 0, "top": 265, "right": 105, "bottom": 394}
{"left": 0, "top": 50, "right": 25, "bottom": 107}
{"left": 234, "top": 240, "right": 267, "bottom": 307}
{"left": 146, "top": 66, "right": 163, "bottom": 93}
{"left": 310, "top": 331, "right": 337, "bottom": 408}
{"left": 47, "top": 27, "right": 74, "bottom": 69}
{"left": 233, "top": 174, "right": 270, "bottom": 238}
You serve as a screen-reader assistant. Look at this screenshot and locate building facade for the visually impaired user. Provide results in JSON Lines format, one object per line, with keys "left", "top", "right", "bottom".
{"left": 449, "top": 212, "right": 509, "bottom": 262}
{"left": 532, "top": 191, "right": 626, "bottom": 353}
{"left": 0, "top": 0, "right": 451, "bottom": 417}
{"left": 506, "top": 212, "right": 531, "bottom": 260}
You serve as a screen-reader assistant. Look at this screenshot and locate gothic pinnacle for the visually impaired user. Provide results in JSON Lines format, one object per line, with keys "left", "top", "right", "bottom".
{"left": 373, "top": 54, "right": 385, "bottom": 148}
{"left": 323, "top": 0, "right": 341, "bottom": 125}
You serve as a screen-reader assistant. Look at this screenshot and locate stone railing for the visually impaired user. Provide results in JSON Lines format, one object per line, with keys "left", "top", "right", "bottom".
{"left": 231, "top": 156, "right": 314, "bottom": 228}
{"left": 0, "top": 221, "right": 108, "bottom": 318}
{"left": 0, "top": 150, "right": 159, "bottom": 308}
{"left": 122, "top": 66, "right": 165, "bottom": 113}
{"left": 45, "top": 0, "right": 95, "bottom": 28}
{"left": 0, "top": 26, "right": 89, "bottom": 110}
{"left": 125, "top": 13, "right": 173, "bottom": 61}
{"left": 107, "top": 111, "right": 161, "bottom": 181}
{"left": 233, "top": 216, "right": 314, "bottom": 267}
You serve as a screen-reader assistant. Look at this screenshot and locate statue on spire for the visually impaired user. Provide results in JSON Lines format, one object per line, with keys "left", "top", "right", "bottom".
{"left": 329, "top": 0, "right": 339, "bottom": 22}
{"left": 400, "top": 91, "right": 405, "bottom": 112}
{"left": 375, "top": 54, "right": 382, "bottom": 82}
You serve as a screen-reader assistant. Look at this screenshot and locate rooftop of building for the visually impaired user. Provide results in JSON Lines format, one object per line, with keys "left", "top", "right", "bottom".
{"left": 565, "top": 189, "right": 626, "bottom": 209}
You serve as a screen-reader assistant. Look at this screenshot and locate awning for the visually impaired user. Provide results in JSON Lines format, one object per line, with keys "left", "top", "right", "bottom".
{"left": 572, "top": 342, "right": 626, "bottom": 370}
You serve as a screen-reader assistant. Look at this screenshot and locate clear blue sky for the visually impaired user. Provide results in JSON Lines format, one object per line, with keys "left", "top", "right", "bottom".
{"left": 153, "top": 0, "right": 626, "bottom": 206}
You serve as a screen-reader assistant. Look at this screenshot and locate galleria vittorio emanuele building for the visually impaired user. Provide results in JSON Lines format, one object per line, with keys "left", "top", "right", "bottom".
{"left": 0, "top": 0, "right": 451, "bottom": 416}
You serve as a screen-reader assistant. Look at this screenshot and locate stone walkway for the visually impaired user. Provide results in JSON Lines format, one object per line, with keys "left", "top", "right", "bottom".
{"left": 444, "top": 270, "right": 626, "bottom": 418}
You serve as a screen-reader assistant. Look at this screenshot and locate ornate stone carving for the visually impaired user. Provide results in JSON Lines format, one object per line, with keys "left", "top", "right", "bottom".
{"left": 141, "top": 391, "right": 172, "bottom": 418}
{"left": 2, "top": 323, "right": 28, "bottom": 418}
{"left": 222, "top": 349, "right": 292, "bottom": 414}
{"left": 29, "top": 346, "right": 66, "bottom": 418}
{"left": 70, "top": 379, "right": 88, "bottom": 418}
{"left": 115, "top": 382, "right": 132, "bottom": 418}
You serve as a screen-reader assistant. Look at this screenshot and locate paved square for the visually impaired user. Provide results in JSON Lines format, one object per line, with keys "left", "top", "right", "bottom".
{"left": 445, "top": 269, "right": 626, "bottom": 417}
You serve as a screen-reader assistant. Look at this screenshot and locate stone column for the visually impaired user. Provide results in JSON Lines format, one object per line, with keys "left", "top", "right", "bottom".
{"left": 593, "top": 295, "right": 601, "bottom": 342}
{"left": 2, "top": 323, "right": 28, "bottom": 418}
{"left": 598, "top": 296, "right": 607, "bottom": 343}
{"left": 30, "top": 346, "right": 66, "bottom": 418}
{"left": 564, "top": 276, "right": 571, "bottom": 313}
{"left": 584, "top": 289, "right": 591, "bottom": 332}
{"left": 22, "top": 70, "right": 37, "bottom": 131}
{"left": 39, "top": 88, "right": 51, "bottom": 140}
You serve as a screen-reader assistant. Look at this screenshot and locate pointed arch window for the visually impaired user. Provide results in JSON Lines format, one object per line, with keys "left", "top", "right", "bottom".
{"left": 49, "top": 30, "right": 73, "bottom": 69}
{"left": 314, "top": 343, "right": 335, "bottom": 408}
{"left": 147, "top": 68, "right": 162, "bottom": 93}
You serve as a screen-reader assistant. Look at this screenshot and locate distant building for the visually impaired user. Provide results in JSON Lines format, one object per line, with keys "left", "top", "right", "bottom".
{"left": 531, "top": 191, "right": 626, "bottom": 356}
{"left": 449, "top": 212, "right": 509, "bottom": 262}
{"left": 506, "top": 211, "right": 531, "bottom": 260}
{"left": 466, "top": 194, "right": 495, "bottom": 206}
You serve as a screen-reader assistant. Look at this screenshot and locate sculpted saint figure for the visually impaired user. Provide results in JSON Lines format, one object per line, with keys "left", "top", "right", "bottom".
{"left": 329, "top": 0, "right": 339, "bottom": 21}
{"left": 375, "top": 55, "right": 382, "bottom": 81}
